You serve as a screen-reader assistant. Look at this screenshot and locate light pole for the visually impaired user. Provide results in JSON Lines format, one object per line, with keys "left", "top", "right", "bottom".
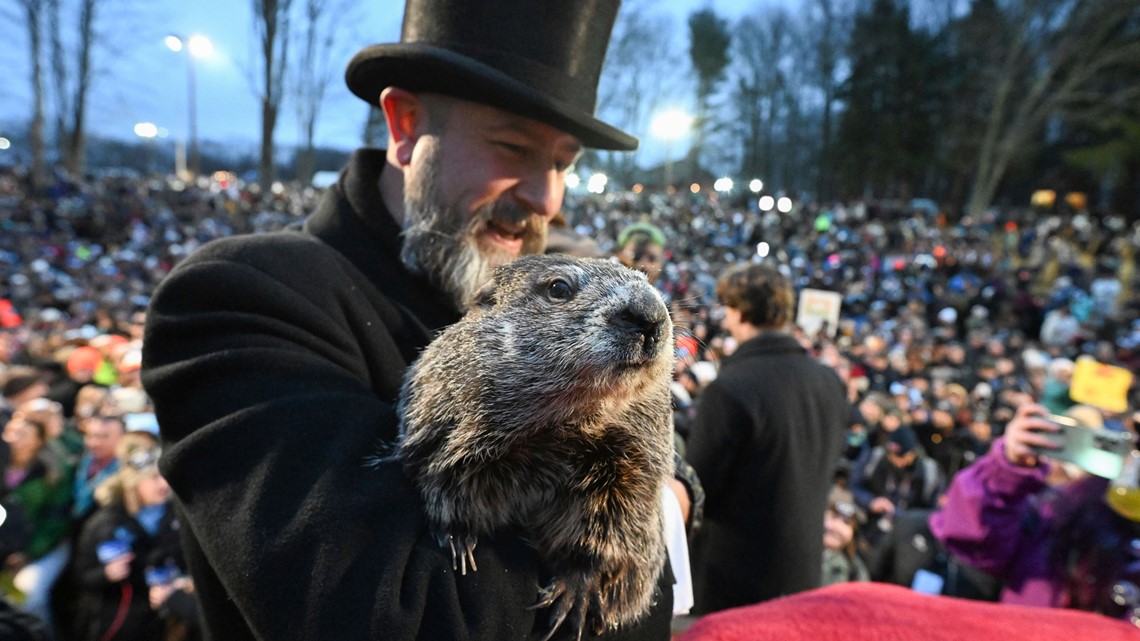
{"left": 165, "top": 34, "right": 212, "bottom": 178}
{"left": 650, "top": 109, "right": 692, "bottom": 191}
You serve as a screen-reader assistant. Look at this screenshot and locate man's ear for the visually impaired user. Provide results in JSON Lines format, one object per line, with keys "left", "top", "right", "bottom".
{"left": 380, "top": 87, "right": 424, "bottom": 167}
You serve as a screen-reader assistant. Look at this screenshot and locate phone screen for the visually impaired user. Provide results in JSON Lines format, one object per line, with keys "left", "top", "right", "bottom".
{"left": 1032, "top": 415, "right": 1135, "bottom": 479}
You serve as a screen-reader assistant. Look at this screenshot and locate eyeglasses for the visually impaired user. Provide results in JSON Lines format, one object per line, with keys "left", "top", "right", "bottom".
{"left": 126, "top": 448, "right": 161, "bottom": 471}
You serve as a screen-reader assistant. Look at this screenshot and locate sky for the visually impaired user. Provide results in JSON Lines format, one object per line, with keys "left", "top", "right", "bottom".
{"left": 0, "top": 0, "right": 792, "bottom": 163}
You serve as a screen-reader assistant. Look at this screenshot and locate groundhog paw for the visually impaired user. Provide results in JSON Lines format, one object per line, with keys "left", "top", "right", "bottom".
{"left": 434, "top": 532, "right": 478, "bottom": 575}
{"left": 530, "top": 574, "right": 606, "bottom": 641}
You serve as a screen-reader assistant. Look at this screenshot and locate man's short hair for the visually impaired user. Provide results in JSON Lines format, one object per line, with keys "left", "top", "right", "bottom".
{"left": 715, "top": 263, "right": 794, "bottom": 329}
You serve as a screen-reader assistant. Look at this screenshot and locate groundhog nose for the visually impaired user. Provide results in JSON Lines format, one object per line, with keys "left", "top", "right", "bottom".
{"left": 617, "top": 297, "right": 666, "bottom": 351}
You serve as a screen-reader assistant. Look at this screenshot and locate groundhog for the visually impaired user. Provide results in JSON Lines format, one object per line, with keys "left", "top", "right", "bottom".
{"left": 395, "top": 254, "right": 675, "bottom": 640}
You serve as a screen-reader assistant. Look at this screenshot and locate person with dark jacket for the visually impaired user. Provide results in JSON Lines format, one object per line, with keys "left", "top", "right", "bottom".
{"left": 141, "top": 1, "right": 674, "bottom": 640}
{"left": 69, "top": 434, "right": 181, "bottom": 641}
{"left": 686, "top": 263, "right": 849, "bottom": 613}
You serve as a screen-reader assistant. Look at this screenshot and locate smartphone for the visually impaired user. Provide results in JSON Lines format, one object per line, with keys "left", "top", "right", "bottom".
{"left": 1030, "top": 414, "right": 1136, "bottom": 479}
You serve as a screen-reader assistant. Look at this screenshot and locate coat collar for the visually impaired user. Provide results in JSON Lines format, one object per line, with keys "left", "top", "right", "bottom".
{"left": 725, "top": 331, "right": 806, "bottom": 364}
{"left": 303, "top": 148, "right": 462, "bottom": 334}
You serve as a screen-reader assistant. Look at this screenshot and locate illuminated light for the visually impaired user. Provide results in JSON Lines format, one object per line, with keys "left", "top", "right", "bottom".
{"left": 758, "top": 195, "right": 775, "bottom": 211}
{"left": 756, "top": 242, "right": 770, "bottom": 258}
{"left": 164, "top": 35, "right": 184, "bottom": 52}
{"left": 188, "top": 35, "right": 213, "bottom": 58}
{"left": 1030, "top": 189, "right": 1055, "bottom": 207}
{"left": 1065, "top": 192, "right": 1087, "bottom": 210}
{"left": 632, "top": 183, "right": 643, "bottom": 194}
{"left": 133, "top": 122, "right": 158, "bottom": 138}
{"left": 777, "top": 197, "right": 793, "bottom": 213}
{"left": 689, "top": 183, "right": 700, "bottom": 194}
{"left": 714, "top": 177, "right": 733, "bottom": 192}
{"left": 586, "top": 173, "right": 608, "bottom": 194}
{"left": 650, "top": 110, "right": 693, "bottom": 140}
{"left": 0, "top": 137, "right": 10, "bottom": 150}
{"left": 271, "top": 181, "right": 285, "bottom": 195}
{"left": 749, "top": 179, "right": 763, "bottom": 193}
{"left": 564, "top": 173, "right": 580, "bottom": 189}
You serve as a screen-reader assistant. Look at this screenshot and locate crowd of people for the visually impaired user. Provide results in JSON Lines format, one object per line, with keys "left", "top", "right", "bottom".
{"left": 1, "top": 157, "right": 1138, "bottom": 637}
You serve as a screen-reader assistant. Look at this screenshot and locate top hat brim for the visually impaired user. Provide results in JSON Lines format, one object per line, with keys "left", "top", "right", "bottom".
{"left": 346, "top": 43, "right": 638, "bottom": 151}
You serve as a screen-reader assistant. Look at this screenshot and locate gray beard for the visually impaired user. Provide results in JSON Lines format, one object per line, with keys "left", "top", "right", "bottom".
{"left": 400, "top": 139, "right": 547, "bottom": 308}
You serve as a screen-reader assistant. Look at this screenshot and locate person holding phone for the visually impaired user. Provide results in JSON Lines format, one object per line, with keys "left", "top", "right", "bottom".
{"left": 930, "top": 402, "right": 1140, "bottom": 624}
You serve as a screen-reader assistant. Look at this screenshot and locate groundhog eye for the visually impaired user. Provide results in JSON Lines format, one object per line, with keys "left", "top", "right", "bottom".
{"left": 546, "top": 278, "right": 574, "bottom": 302}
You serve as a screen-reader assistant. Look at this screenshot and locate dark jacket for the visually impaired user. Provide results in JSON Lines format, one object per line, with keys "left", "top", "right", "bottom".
{"left": 141, "top": 149, "right": 672, "bottom": 641}
{"left": 70, "top": 502, "right": 182, "bottom": 641}
{"left": 686, "top": 332, "right": 849, "bottom": 614}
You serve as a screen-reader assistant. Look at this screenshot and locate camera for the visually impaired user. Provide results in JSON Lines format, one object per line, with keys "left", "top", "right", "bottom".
{"left": 1029, "top": 414, "right": 1135, "bottom": 479}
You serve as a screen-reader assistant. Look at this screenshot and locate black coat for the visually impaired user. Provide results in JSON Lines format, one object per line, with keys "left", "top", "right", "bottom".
{"left": 141, "top": 149, "right": 672, "bottom": 641}
{"left": 69, "top": 502, "right": 182, "bottom": 641}
{"left": 686, "top": 332, "right": 848, "bottom": 614}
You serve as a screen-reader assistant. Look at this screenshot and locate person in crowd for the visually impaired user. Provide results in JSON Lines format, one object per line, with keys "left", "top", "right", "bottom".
{"left": 616, "top": 221, "right": 668, "bottom": 286}
{"left": 71, "top": 412, "right": 124, "bottom": 527}
{"left": 69, "top": 434, "right": 182, "bottom": 641}
{"left": 140, "top": 1, "right": 677, "bottom": 639}
{"left": 1, "top": 373, "right": 49, "bottom": 427}
{"left": 686, "top": 263, "right": 849, "bottom": 613}
{"left": 1, "top": 412, "right": 74, "bottom": 631}
{"left": 821, "top": 501, "right": 869, "bottom": 586}
{"left": 850, "top": 426, "right": 945, "bottom": 550}
{"left": 931, "top": 402, "right": 1140, "bottom": 622}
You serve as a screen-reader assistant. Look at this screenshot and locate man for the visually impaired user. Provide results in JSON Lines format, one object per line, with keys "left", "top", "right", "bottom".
{"left": 141, "top": 1, "right": 672, "bottom": 640}
{"left": 71, "top": 412, "right": 124, "bottom": 525}
{"left": 686, "top": 263, "right": 848, "bottom": 613}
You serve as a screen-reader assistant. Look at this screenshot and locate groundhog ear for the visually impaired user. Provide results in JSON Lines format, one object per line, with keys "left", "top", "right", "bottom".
{"left": 470, "top": 281, "right": 498, "bottom": 309}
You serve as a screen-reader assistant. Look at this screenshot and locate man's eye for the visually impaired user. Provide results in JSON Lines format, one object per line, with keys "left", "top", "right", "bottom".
{"left": 497, "top": 142, "right": 527, "bottom": 155}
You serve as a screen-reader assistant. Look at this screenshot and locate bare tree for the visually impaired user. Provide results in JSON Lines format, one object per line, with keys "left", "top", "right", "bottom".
{"left": 964, "top": 0, "right": 1140, "bottom": 216}
{"left": 800, "top": 0, "right": 853, "bottom": 200}
{"left": 595, "top": 0, "right": 681, "bottom": 184}
{"left": 46, "top": 0, "right": 98, "bottom": 176}
{"left": 13, "top": 0, "right": 46, "bottom": 188}
{"left": 290, "top": 0, "right": 353, "bottom": 185}
{"left": 731, "top": 9, "right": 793, "bottom": 185}
{"left": 252, "top": 0, "right": 294, "bottom": 190}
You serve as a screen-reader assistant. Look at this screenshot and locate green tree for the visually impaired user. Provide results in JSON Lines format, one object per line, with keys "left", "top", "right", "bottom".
{"left": 835, "top": 0, "right": 942, "bottom": 199}
{"left": 687, "top": 8, "right": 730, "bottom": 179}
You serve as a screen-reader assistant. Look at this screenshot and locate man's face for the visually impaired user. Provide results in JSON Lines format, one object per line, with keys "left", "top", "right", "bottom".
{"left": 401, "top": 98, "right": 582, "bottom": 305}
{"left": 84, "top": 417, "right": 124, "bottom": 461}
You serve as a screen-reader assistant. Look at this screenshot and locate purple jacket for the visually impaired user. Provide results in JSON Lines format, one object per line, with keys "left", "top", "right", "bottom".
{"left": 929, "top": 439, "right": 1110, "bottom": 608}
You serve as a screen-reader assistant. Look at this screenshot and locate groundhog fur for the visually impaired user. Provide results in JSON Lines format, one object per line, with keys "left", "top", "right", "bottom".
{"left": 395, "top": 254, "right": 675, "bottom": 639}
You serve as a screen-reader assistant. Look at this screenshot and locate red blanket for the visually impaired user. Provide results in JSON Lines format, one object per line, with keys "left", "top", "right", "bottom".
{"left": 676, "top": 582, "right": 1140, "bottom": 641}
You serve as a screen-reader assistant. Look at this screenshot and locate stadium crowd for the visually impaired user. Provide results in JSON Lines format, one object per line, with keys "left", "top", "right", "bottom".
{"left": 1, "top": 163, "right": 1139, "bottom": 638}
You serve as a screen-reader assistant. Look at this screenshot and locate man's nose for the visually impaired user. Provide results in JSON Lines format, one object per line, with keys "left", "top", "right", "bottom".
{"left": 512, "top": 170, "right": 562, "bottom": 220}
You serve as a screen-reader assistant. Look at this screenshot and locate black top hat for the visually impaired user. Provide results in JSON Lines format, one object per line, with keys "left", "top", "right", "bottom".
{"left": 345, "top": 0, "right": 638, "bottom": 151}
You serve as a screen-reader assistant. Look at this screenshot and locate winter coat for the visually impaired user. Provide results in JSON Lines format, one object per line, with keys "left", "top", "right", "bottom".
{"left": 70, "top": 502, "right": 182, "bottom": 641}
{"left": 141, "top": 149, "right": 673, "bottom": 641}
{"left": 686, "top": 332, "right": 849, "bottom": 614}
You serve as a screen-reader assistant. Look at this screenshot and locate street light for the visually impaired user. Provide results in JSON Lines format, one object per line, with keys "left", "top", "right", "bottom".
{"left": 650, "top": 109, "right": 692, "bottom": 190}
{"left": 165, "top": 34, "right": 213, "bottom": 178}
{"left": 749, "top": 178, "right": 764, "bottom": 193}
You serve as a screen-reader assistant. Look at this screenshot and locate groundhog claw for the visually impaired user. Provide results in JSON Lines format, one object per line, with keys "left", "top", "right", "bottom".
{"left": 533, "top": 576, "right": 604, "bottom": 641}
{"left": 439, "top": 533, "right": 478, "bottom": 575}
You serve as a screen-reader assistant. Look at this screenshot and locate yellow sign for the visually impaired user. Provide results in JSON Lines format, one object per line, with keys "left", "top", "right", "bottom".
{"left": 1070, "top": 356, "right": 1133, "bottom": 414}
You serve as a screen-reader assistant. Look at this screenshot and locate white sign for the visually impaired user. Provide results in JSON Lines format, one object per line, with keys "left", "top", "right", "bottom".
{"left": 796, "top": 288, "right": 843, "bottom": 338}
